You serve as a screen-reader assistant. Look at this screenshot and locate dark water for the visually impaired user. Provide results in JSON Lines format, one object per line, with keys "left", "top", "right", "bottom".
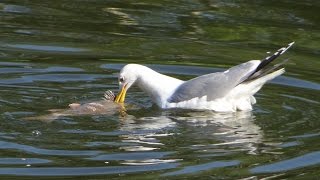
{"left": 0, "top": 0, "right": 319, "bottom": 179}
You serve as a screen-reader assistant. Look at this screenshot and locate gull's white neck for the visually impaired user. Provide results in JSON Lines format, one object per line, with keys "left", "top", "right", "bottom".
{"left": 134, "top": 65, "right": 184, "bottom": 107}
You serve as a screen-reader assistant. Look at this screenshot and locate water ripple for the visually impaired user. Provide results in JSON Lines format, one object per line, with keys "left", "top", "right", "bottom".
{"left": 0, "top": 74, "right": 108, "bottom": 84}
{"left": 87, "top": 151, "right": 173, "bottom": 161}
{"left": 0, "top": 163, "right": 179, "bottom": 176}
{"left": 250, "top": 151, "right": 320, "bottom": 174}
{"left": 0, "top": 158, "right": 51, "bottom": 165}
{"left": 0, "top": 141, "right": 102, "bottom": 156}
{"left": 162, "top": 160, "right": 240, "bottom": 176}
{"left": 6, "top": 44, "right": 89, "bottom": 52}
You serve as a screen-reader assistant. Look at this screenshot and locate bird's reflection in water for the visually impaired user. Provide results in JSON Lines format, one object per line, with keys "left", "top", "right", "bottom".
{"left": 118, "top": 115, "right": 177, "bottom": 152}
{"left": 176, "top": 111, "right": 262, "bottom": 155}
{"left": 118, "top": 110, "right": 262, "bottom": 155}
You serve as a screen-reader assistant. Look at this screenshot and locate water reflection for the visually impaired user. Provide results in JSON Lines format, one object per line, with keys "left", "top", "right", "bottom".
{"left": 178, "top": 111, "right": 263, "bottom": 158}
{"left": 103, "top": 7, "right": 138, "bottom": 26}
{"left": 103, "top": 110, "right": 261, "bottom": 175}
{"left": 0, "top": 3, "right": 31, "bottom": 14}
{"left": 96, "top": 110, "right": 260, "bottom": 166}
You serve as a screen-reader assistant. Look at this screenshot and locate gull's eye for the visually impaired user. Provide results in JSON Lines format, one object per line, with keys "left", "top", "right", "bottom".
{"left": 119, "top": 77, "right": 125, "bottom": 83}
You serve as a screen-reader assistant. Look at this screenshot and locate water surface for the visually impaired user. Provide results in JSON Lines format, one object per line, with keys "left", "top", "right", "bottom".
{"left": 0, "top": 0, "right": 319, "bottom": 179}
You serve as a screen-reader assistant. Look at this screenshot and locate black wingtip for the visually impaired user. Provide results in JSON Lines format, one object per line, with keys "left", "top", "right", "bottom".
{"left": 280, "top": 42, "right": 295, "bottom": 55}
{"left": 255, "top": 42, "right": 294, "bottom": 73}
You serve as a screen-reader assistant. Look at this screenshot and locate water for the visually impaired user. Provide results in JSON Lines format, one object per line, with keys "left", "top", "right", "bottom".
{"left": 0, "top": 0, "right": 319, "bottom": 179}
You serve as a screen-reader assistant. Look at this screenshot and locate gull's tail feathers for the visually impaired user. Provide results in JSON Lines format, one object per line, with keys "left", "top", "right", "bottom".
{"left": 251, "top": 68, "right": 285, "bottom": 87}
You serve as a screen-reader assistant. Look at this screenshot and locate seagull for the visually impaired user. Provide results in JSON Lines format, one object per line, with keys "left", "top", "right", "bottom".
{"left": 114, "top": 42, "right": 294, "bottom": 112}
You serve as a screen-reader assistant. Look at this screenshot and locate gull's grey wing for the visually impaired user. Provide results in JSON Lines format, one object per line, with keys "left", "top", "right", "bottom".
{"left": 168, "top": 61, "right": 259, "bottom": 102}
{"left": 168, "top": 42, "right": 294, "bottom": 103}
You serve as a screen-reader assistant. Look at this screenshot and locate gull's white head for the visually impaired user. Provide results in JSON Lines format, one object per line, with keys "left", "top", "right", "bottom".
{"left": 114, "top": 64, "right": 141, "bottom": 103}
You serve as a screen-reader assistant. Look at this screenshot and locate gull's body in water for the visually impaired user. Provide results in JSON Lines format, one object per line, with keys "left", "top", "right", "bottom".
{"left": 115, "top": 42, "right": 294, "bottom": 112}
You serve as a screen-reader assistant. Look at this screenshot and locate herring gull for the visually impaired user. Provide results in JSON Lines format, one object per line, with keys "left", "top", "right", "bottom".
{"left": 115, "top": 42, "right": 294, "bottom": 112}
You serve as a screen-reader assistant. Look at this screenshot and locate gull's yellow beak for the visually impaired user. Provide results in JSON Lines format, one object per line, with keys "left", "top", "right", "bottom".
{"left": 114, "top": 84, "right": 127, "bottom": 103}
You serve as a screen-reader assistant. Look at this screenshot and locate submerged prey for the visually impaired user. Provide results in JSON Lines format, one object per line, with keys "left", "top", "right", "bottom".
{"left": 25, "top": 90, "right": 125, "bottom": 122}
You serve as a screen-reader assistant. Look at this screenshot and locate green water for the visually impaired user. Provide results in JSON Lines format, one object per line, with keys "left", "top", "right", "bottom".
{"left": 0, "top": 0, "right": 319, "bottom": 179}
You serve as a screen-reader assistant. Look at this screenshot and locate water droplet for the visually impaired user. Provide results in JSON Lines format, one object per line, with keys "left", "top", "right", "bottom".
{"left": 32, "top": 130, "right": 42, "bottom": 136}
